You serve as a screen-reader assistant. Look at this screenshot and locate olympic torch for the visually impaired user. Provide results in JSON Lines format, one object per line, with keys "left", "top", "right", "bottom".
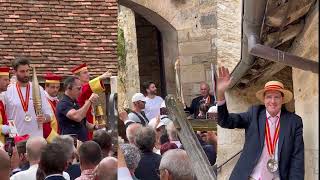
{"left": 32, "top": 66, "right": 43, "bottom": 129}
{"left": 174, "top": 59, "right": 186, "bottom": 108}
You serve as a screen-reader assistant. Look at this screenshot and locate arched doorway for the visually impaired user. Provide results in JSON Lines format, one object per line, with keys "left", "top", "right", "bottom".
{"left": 119, "top": 0, "right": 179, "bottom": 95}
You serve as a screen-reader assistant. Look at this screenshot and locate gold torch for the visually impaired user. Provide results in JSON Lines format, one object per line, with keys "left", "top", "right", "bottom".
{"left": 95, "top": 102, "right": 106, "bottom": 127}
{"left": 32, "top": 66, "right": 43, "bottom": 129}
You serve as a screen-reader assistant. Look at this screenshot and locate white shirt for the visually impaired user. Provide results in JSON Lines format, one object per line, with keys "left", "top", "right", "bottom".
{"left": 10, "top": 164, "right": 70, "bottom": 180}
{"left": 144, "top": 96, "right": 163, "bottom": 120}
{"left": 250, "top": 110, "right": 281, "bottom": 180}
{"left": 4, "top": 82, "right": 52, "bottom": 137}
{"left": 118, "top": 167, "right": 133, "bottom": 180}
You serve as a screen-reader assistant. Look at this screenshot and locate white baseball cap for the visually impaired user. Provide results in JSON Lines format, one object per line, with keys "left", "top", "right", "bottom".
{"left": 132, "top": 93, "right": 146, "bottom": 103}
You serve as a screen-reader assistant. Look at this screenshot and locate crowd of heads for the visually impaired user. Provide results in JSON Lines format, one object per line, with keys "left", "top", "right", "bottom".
{"left": 0, "top": 129, "right": 116, "bottom": 180}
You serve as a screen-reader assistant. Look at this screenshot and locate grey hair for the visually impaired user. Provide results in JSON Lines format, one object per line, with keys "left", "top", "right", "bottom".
{"left": 134, "top": 126, "right": 156, "bottom": 151}
{"left": 126, "top": 123, "right": 142, "bottom": 144}
{"left": 166, "top": 122, "right": 179, "bottom": 141}
{"left": 119, "top": 144, "right": 141, "bottom": 171}
{"left": 51, "top": 135, "right": 75, "bottom": 158}
{"left": 159, "top": 149, "right": 194, "bottom": 180}
{"left": 26, "top": 137, "right": 47, "bottom": 161}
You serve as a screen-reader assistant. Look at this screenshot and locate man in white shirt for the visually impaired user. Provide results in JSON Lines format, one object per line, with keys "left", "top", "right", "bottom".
{"left": 10, "top": 137, "right": 70, "bottom": 180}
{"left": 4, "top": 58, "right": 52, "bottom": 137}
{"left": 142, "top": 81, "right": 164, "bottom": 120}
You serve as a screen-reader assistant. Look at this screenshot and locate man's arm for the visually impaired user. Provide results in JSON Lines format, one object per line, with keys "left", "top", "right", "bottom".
{"left": 218, "top": 102, "right": 251, "bottom": 129}
{"left": 216, "top": 66, "right": 250, "bottom": 129}
{"left": 66, "top": 94, "right": 99, "bottom": 122}
{"left": 288, "top": 117, "right": 304, "bottom": 180}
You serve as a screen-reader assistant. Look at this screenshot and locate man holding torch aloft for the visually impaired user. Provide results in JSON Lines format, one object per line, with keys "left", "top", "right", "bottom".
{"left": 71, "top": 63, "right": 112, "bottom": 140}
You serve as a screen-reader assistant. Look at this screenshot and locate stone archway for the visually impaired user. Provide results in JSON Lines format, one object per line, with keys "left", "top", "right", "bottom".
{"left": 119, "top": 0, "right": 179, "bottom": 95}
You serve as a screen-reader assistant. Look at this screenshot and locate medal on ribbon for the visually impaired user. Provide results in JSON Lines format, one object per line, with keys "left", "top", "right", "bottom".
{"left": 16, "top": 83, "right": 32, "bottom": 122}
{"left": 265, "top": 116, "right": 280, "bottom": 173}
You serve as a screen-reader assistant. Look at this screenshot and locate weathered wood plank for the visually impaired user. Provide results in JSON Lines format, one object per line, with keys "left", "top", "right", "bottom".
{"left": 264, "top": 22, "right": 304, "bottom": 47}
{"left": 250, "top": 44, "right": 319, "bottom": 73}
{"left": 265, "top": 0, "right": 314, "bottom": 27}
{"left": 165, "top": 95, "right": 216, "bottom": 180}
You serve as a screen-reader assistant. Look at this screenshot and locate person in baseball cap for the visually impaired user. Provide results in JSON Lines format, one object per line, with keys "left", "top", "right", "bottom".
{"left": 120, "top": 93, "right": 149, "bottom": 129}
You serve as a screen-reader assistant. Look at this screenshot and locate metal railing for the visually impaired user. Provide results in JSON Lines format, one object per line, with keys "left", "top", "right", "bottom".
{"left": 213, "top": 149, "right": 243, "bottom": 172}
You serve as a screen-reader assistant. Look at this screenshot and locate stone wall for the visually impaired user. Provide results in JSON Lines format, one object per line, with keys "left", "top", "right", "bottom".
{"left": 119, "top": 0, "right": 217, "bottom": 106}
{"left": 118, "top": 5, "right": 140, "bottom": 111}
{"left": 215, "top": 0, "right": 242, "bottom": 179}
{"left": 290, "top": 2, "right": 319, "bottom": 179}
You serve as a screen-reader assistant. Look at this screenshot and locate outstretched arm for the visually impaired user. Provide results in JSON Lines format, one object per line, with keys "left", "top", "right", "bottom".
{"left": 216, "top": 66, "right": 250, "bottom": 129}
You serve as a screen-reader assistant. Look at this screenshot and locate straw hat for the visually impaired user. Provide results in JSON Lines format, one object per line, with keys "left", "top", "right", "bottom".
{"left": 256, "top": 81, "right": 293, "bottom": 104}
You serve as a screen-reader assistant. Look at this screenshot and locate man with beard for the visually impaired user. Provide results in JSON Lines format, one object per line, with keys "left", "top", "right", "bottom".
{"left": 142, "top": 81, "right": 164, "bottom": 121}
{"left": 71, "top": 63, "right": 112, "bottom": 140}
{"left": 43, "top": 73, "right": 62, "bottom": 142}
{"left": 0, "top": 67, "right": 10, "bottom": 144}
{"left": 4, "top": 58, "right": 52, "bottom": 137}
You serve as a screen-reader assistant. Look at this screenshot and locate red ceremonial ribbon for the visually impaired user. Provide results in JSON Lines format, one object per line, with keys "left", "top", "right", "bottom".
{"left": 265, "top": 117, "right": 280, "bottom": 157}
{"left": 16, "top": 83, "right": 30, "bottom": 113}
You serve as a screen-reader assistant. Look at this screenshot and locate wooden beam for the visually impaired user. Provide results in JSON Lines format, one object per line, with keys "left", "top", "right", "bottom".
{"left": 264, "top": 22, "right": 304, "bottom": 47}
{"left": 250, "top": 44, "right": 319, "bottom": 73}
{"left": 189, "top": 119, "right": 217, "bottom": 131}
{"left": 265, "top": 0, "right": 314, "bottom": 27}
{"left": 259, "top": 62, "right": 287, "bottom": 82}
{"left": 165, "top": 95, "right": 216, "bottom": 180}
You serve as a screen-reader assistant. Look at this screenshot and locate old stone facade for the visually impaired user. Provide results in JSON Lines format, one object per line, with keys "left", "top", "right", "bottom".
{"left": 118, "top": 0, "right": 217, "bottom": 109}
{"left": 0, "top": 0, "right": 118, "bottom": 79}
{"left": 216, "top": 1, "right": 318, "bottom": 180}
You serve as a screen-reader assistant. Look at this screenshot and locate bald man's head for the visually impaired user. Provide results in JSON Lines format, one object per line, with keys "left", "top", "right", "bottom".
{"left": 200, "top": 82, "right": 210, "bottom": 97}
{"left": 0, "top": 149, "right": 10, "bottom": 180}
{"left": 126, "top": 123, "right": 142, "bottom": 144}
{"left": 26, "top": 137, "right": 47, "bottom": 163}
{"left": 95, "top": 157, "right": 117, "bottom": 180}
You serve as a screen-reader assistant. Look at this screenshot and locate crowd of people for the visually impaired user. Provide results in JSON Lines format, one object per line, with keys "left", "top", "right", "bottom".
{"left": 0, "top": 57, "right": 117, "bottom": 180}
{"left": 118, "top": 81, "right": 218, "bottom": 180}
{"left": 0, "top": 57, "right": 218, "bottom": 180}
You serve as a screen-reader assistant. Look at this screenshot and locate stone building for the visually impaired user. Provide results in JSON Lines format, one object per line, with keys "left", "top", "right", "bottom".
{"left": 118, "top": 0, "right": 318, "bottom": 179}
{"left": 216, "top": 0, "right": 319, "bottom": 180}
{"left": 117, "top": 0, "right": 217, "bottom": 111}
{"left": 0, "top": 0, "right": 118, "bottom": 80}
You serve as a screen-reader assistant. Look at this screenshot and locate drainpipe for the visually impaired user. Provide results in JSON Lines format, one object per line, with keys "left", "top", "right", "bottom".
{"left": 229, "top": 0, "right": 267, "bottom": 88}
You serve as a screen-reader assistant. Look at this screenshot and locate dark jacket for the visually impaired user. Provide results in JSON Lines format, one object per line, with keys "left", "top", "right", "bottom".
{"left": 65, "top": 163, "right": 81, "bottom": 180}
{"left": 135, "top": 150, "right": 162, "bottom": 180}
{"left": 186, "top": 95, "right": 215, "bottom": 117}
{"left": 218, "top": 103, "right": 304, "bottom": 180}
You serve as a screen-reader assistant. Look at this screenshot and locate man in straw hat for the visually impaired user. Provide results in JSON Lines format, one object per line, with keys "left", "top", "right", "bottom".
{"left": 216, "top": 66, "right": 304, "bottom": 180}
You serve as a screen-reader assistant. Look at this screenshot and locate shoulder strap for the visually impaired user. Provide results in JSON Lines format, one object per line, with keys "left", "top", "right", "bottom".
{"left": 132, "top": 111, "right": 147, "bottom": 126}
{"left": 140, "top": 111, "right": 149, "bottom": 123}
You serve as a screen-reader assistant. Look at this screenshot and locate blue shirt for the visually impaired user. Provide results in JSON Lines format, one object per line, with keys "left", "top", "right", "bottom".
{"left": 56, "top": 95, "right": 88, "bottom": 142}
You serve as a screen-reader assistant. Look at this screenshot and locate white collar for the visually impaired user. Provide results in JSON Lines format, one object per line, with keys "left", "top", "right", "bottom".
{"left": 45, "top": 91, "right": 59, "bottom": 102}
{"left": 45, "top": 173, "right": 64, "bottom": 178}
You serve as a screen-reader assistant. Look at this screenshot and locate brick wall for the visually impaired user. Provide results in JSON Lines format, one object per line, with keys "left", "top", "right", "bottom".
{"left": 0, "top": 0, "right": 118, "bottom": 79}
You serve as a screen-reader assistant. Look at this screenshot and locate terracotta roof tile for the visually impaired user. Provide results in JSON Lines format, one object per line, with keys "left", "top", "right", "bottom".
{"left": 0, "top": 0, "right": 118, "bottom": 79}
